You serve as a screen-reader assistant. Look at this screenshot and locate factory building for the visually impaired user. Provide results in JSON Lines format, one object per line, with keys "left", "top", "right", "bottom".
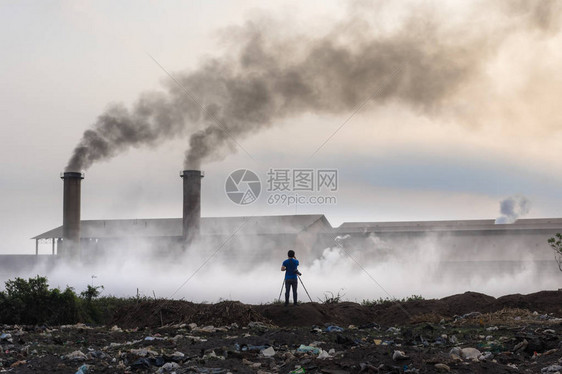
{"left": 10, "top": 170, "right": 562, "bottom": 278}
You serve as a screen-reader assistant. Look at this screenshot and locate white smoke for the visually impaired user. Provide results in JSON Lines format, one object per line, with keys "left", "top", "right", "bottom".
{"left": 2, "top": 227, "right": 558, "bottom": 305}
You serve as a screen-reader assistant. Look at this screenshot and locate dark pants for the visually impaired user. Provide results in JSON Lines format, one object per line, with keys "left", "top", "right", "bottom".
{"left": 285, "top": 278, "right": 298, "bottom": 305}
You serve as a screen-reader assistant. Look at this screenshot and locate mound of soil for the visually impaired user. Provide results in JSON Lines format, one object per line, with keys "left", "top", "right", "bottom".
{"left": 257, "top": 302, "right": 374, "bottom": 327}
{"left": 497, "top": 290, "right": 562, "bottom": 311}
{"left": 366, "top": 292, "right": 498, "bottom": 325}
{"left": 111, "top": 300, "right": 198, "bottom": 328}
{"left": 111, "top": 289, "right": 562, "bottom": 329}
{"left": 190, "top": 301, "right": 270, "bottom": 327}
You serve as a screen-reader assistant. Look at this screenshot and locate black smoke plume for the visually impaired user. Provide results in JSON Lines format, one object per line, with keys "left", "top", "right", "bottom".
{"left": 65, "top": 1, "right": 561, "bottom": 171}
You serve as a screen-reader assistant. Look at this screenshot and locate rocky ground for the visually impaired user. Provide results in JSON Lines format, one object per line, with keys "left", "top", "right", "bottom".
{"left": 2, "top": 290, "right": 562, "bottom": 373}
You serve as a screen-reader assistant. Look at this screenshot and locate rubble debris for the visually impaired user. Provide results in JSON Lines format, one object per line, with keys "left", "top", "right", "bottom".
{"left": 0, "top": 292, "right": 561, "bottom": 373}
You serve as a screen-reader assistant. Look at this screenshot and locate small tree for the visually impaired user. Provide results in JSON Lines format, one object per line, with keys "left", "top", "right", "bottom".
{"left": 548, "top": 233, "right": 562, "bottom": 271}
{"left": 80, "top": 285, "right": 104, "bottom": 303}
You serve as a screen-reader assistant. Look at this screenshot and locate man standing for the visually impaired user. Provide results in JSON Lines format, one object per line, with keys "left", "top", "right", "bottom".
{"left": 281, "top": 250, "right": 300, "bottom": 306}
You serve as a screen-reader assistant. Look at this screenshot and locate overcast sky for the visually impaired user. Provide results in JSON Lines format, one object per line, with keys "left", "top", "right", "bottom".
{"left": 1, "top": 0, "right": 562, "bottom": 254}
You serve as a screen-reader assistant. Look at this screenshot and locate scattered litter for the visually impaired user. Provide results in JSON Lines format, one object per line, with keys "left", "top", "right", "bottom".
{"left": 171, "top": 351, "right": 185, "bottom": 359}
{"left": 9, "top": 360, "right": 27, "bottom": 368}
{"left": 248, "top": 321, "right": 268, "bottom": 329}
{"left": 66, "top": 350, "right": 87, "bottom": 360}
{"left": 460, "top": 347, "right": 481, "bottom": 360}
{"left": 130, "top": 348, "right": 158, "bottom": 357}
{"left": 242, "top": 358, "right": 261, "bottom": 368}
{"left": 478, "top": 351, "right": 493, "bottom": 361}
{"left": 194, "top": 325, "right": 217, "bottom": 333}
{"left": 513, "top": 339, "right": 528, "bottom": 352}
{"left": 325, "top": 325, "right": 344, "bottom": 332}
{"left": 240, "top": 344, "right": 268, "bottom": 352}
{"left": 297, "top": 345, "right": 321, "bottom": 354}
{"left": 261, "top": 347, "right": 275, "bottom": 357}
{"left": 289, "top": 368, "right": 305, "bottom": 374}
{"left": 392, "top": 350, "right": 408, "bottom": 361}
{"left": 318, "top": 350, "right": 331, "bottom": 359}
{"left": 0, "top": 295, "right": 561, "bottom": 374}
{"left": 542, "top": 364, "right": 562, "bottom": 373}
{"left": 75, "top": 364, "right": 88, "bottom": 374}
{"left": 404, "top": 366, "right": 420, "bottom": 373}
{"left": 157, "top": 362, "right": 180, "bottom": 373}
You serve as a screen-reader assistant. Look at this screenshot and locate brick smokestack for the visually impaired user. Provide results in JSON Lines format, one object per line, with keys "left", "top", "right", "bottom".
{"left": 180, "top": 170, "right": 203, "bottom": 245}
{"left": 61, "top": 172, "right": 84, "bottom": 259}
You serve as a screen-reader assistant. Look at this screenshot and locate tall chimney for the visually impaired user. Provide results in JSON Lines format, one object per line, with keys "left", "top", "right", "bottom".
{"left": 61, "top": 171, "right": 84, "bottom": 259}
{"left": 180, "top": 170, "right": 203, "bottom": 245}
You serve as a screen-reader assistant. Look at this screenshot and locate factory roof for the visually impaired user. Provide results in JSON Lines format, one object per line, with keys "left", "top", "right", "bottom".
{"left": 336, "top": 218, "right": 562, "bottom": 233}
{"left": 33, "top": 216, "right": 562, "bottom": 240}
{"left": 32, "top": 214, "right": 331, "bottom": 239}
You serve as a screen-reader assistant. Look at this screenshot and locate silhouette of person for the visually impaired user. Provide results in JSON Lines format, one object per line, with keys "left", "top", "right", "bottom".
{"left": 281, "top": 250, "right": 300, "bottom": 306}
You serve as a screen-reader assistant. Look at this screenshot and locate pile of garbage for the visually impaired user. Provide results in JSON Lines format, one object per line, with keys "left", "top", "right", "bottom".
{"left": 3, "top": 290, "right": 562, "bottom": 373}
{"left": 2, "top": 306, "right": 562, "bottom": 373}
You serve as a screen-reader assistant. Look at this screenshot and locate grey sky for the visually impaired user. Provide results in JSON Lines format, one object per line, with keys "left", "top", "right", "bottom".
{"left": 1, "top": 0, "right": 561, "bottom": 254}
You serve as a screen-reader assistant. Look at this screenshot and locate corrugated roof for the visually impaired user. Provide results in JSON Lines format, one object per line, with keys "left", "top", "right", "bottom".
{"left": 336, "top": 218, "right": 562, "bottom": 233}
{"left": 32, "top": 214, "right": 330, "bottom": 239}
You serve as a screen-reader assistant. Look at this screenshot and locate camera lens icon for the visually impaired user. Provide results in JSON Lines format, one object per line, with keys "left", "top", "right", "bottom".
{"left": 225, "top": 169, "right": 261, "bottom": 205}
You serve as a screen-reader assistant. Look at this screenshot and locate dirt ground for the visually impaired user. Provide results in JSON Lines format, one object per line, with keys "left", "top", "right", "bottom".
{"left": 2, "top": 290, "right": 562, "bottom": 373}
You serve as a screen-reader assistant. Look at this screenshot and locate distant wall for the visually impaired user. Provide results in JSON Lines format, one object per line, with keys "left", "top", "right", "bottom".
{"left": 322, "top": 229, "right": 556, "bottom": 262}
{"left": 0, "top": 255, "right": 58, "bottom": 281}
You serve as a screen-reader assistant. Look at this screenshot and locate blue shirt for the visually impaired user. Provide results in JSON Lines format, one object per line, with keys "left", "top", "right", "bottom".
{"left": 283, "top": 258, "right": 300, "bottom": 279}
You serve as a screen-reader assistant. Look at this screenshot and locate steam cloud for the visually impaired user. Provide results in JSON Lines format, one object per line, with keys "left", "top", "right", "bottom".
{"left": 20, "top": 227, "right": 559, "bottom": 303}
{"left": 65, "top": 1, "right": 562, "bottom": 171}
{"left": 495, "top": 195, "right": 532, "bottom": 224}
